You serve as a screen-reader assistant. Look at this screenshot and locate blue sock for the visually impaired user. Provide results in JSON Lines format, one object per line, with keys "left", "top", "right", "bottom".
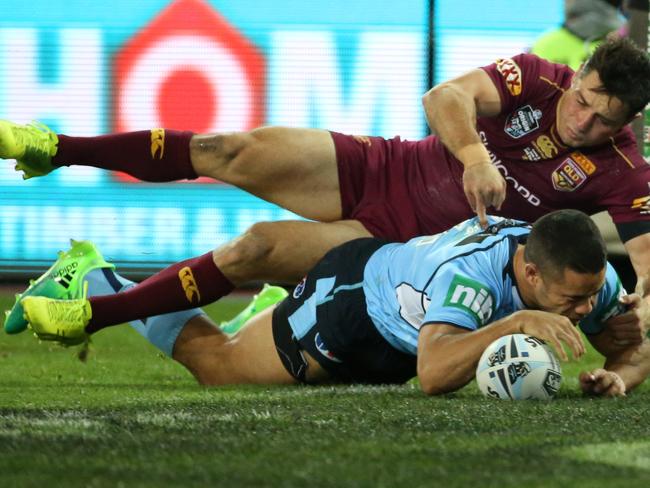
{"left": 84, "top": 268, "right": 204, "bottom": 356}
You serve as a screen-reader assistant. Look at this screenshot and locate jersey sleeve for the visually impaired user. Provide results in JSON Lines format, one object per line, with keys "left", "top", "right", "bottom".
{"left": 480, "top": 53, "right": 570, "bottom": 115}
{"left": 579, "top": 262, "right": 627, "bottom": 335}
{"left": 602, "top": 132, "right": 650, "bottom": 230}
{"left": 421, "top": 261, "right": 499, "bottom": 331}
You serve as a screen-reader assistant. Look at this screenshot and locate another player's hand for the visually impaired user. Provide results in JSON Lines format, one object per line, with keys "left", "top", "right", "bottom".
{"left": 579, "top": 369, "right": 626, "bottom": 397}
{"left": 513, "top": 310, "right": 585, "bottom": 361}
{"left": 603, "top": 294, "right": 646, "bottom": 348}
{"left": 462, "top": 162, "right": 506, "bottom": 228}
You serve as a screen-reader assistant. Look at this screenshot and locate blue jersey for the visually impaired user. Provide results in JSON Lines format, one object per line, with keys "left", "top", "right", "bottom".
{"left": 362, "top": 216, "right": 625, "bottom": 355}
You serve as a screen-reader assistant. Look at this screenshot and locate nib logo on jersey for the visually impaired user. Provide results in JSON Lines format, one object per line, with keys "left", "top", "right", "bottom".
{"left": 113, "top": 0, "right": 265, "bottom": 183}
{"left": 444, "top": 275, "right": 494, "bottom": 325}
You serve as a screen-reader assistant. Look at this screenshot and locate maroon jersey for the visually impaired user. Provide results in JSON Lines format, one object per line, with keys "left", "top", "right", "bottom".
{"left": 334, "top": 53, "right": 650, "bottom": 242}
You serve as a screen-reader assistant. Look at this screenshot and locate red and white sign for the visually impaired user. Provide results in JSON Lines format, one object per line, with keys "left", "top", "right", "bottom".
{"left": 113, "top": 0, "right": 265, "bottom": 182}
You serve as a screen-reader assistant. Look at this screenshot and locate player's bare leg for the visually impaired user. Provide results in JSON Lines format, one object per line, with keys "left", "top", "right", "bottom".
{"left": 172, "top": 307, "right": 329, "bottom": 385}
{"left": 38, "top": 219, "right": 372, "bottom": 335}
{"left": 190, "top": 127, "right": 341, "bottom": 221}
{"left": 214, "top": 219, "right": 371, "bottom": 284}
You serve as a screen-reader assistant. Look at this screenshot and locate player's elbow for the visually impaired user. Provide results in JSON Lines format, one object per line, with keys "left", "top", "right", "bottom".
{"left": 417, "top": 363, "right": 454, "bottom": 396}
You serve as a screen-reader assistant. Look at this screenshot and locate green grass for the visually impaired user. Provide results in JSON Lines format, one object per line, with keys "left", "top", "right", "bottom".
{"left": 0, "top": 291, "right": 649, "bottom": 487}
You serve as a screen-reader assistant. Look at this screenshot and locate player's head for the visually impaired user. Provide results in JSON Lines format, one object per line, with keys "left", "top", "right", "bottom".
{"left": 522, "top": 210, "right": 607, "bottom": 321}
{"left": 556, "top": 36, "right": 650, "bottom": 147}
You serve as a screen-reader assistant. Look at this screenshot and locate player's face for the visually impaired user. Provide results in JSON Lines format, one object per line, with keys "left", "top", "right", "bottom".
{"left": 533, "top": 266, "right": 606, "bottom": 323}
{"left": 556, "top": 70, "right": 630, "bottom": 148}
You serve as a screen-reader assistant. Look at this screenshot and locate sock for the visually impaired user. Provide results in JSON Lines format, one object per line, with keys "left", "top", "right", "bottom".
{"left": 84, "top": 268, "right": 204, "bottom": 356}
{"left": 53, "top": 129, "right": 198, "bottom": 181}
{"left": 86, "top": 252, "right": 234, "bottom": 333}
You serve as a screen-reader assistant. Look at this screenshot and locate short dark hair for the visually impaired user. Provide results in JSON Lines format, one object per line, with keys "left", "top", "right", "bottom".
{"left": 581, "top": 37, "right": 650, "bottom": 119}
{"left": 524, "top": 210, "right": 607, "bottom": 280}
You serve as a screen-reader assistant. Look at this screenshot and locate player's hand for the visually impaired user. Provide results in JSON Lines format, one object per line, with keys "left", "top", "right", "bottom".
{"left": 603, "top": 294, "right": 646, "bottom": 348}
{"left": 513, "top": 310, "right": 586, "bottom": 361}
{"left": 462, "top": 162, "right": 506, "bottom": 228}
{"left": 579, "top": 369, "right": 626, "bottom": 397}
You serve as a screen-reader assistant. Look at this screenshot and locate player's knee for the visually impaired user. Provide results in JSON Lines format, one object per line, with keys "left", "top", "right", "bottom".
{"left": 215, "top": 222, "right": 278, "bottom": 283}
{"left": 190, "top": 131, "right": 257, "bottom": 180}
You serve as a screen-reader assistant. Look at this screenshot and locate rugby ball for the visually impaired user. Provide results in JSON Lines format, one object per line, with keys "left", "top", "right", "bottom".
{"left": 476, "top": 334, "right": 562, "bottom": 400}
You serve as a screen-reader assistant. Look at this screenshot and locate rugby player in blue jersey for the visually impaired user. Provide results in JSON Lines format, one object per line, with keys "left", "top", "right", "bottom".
{"left": 22, "top": 209, "right": 650, "bottom": 397}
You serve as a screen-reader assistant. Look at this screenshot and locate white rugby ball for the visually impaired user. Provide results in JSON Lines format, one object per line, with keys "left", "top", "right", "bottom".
{"left": 476, "top": 334, "right": 562, "bottom": 400}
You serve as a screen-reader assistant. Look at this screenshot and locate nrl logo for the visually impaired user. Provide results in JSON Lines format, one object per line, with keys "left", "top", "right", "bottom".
{"left": 504, "top": 105, "right": 542, "bottom": 139}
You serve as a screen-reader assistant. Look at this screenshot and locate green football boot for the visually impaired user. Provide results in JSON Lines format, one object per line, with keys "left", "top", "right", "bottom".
{"left": 220, "top": 284, "right": 288, "bottom": 334}
{"left": 3, "top": 239, "right": 113, "bottom": 335}
{"left": 0, "top": 120, "right": 58, "bottom": 179}
{"left": 22, "top": 289, "right": 92, "bottom": 346}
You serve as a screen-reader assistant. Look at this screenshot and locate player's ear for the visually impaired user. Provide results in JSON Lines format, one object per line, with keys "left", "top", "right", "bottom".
{"left": 524, "top": 262, "right": 541, "bottom": 286}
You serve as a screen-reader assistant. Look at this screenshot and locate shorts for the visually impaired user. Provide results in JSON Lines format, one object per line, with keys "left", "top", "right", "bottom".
{"left": 272, "top": 238, "right": 417, "bottom": 384}
{"left": 331, "top": 131, "right": 422, "bottom": 242}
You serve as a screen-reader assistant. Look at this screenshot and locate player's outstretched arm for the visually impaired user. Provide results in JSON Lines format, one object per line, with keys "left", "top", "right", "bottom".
{"left": 422, "top": 69, "right": 505, "bottom": 227}
{"left": 583, "top": 295, "right": 650, "bottom": 396}
{"left": 623, "top": 233, "right": 650, "bottom": 308}
{"left": 417, "top": 310, "right": 585, "bottom": 396}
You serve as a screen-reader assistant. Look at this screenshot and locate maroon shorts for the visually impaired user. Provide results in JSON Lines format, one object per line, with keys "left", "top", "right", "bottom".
{"left": 332, "top": 131, "right": 422, "bottom": 242}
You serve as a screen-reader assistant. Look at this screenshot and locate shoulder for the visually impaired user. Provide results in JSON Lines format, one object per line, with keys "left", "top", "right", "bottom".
{"left": 481, "top": 53, "right": 572, "bottom": 110}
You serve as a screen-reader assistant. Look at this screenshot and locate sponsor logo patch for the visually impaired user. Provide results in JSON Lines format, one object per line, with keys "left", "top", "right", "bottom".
{"left": 631, "top": 195, "right": 650, "bottom": 215}
{"left": 150, "top": 128, "right": 165, "bottom": 160}
{"left": 504, "top": 105, "right": 542, "bottom": 138}
{"left": 570, "top": 151, "right": 596, "bottom": 175}
{"left": 314, "top": 332, "right": 342, "bottom": 363}
{"left": 496, "top": 58, "right": 522, "bottom": 96}
{"left": 293, "top": 277, "right": 307, "bottom": 299}
{"left": 532, "top": 135, "right": 558, "bottom": 159}
{"left": 178, "top": 266, "right": 201, "bottom": 303}
{"left": 443, "top": 274, "right": 494, "bottom": 325}
{"left": 552, "top": 157, "right": 588, "bottom": 192}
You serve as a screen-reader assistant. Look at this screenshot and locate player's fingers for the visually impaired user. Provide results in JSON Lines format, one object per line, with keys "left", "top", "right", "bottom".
{"left": 548, "top": 335, "right": 569, "bottom": 362}
{"left": 559, "top": 322, "right": 585, "bottom": 357}
{"left": 565, "top": 332, "right": 584, "bottom": 359}
{"left": 619, "top": 294, "right": 641, "bottom": 307}
{"left": 464, "top": 189, "right": 477, "bottom": 212}
{"left": 578, "top": 372, "right": 596, "bottom": 393}
{"left": 476, "top": 202, "right": 488, "bottom": 228}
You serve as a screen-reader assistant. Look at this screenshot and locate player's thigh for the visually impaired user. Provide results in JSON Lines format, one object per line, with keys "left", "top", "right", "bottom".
{"left": 211, "top": 128, "right": 341, "bottom": 221}
{"left": 217, "top": 219, "right": 373, "bottom": 284}
{"left": 179, "top": 308, "right": 321, "bottom": 385}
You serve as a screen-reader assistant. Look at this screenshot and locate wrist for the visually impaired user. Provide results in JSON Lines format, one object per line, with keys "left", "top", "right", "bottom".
{"left": 457, "top": 143, "right": 491, "bottom": 168}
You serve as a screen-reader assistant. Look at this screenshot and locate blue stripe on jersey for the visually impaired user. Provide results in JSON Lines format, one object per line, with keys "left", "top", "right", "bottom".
{"left": 287, "top": 278, "right": 364, "bottom": 340}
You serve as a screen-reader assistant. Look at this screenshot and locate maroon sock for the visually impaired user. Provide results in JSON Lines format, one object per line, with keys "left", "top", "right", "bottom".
{"left": 85, "top": 252, "right": 234, "bottom": 333}
{"left": 53, "top": 129, "right": 198, "bottom": 181}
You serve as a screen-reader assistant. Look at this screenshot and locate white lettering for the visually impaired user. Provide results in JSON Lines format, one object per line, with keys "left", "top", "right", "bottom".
{"left": 480, "top": 131, "right": 541, "bottom": 206}
{"left": 269, "top": 31, "right": 424, "bottom": 139}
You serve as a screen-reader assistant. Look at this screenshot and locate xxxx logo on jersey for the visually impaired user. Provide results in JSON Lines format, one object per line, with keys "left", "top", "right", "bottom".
{"left": 150, "top": 128, "right": 165, "bottom": 160}
{"left": 496, "top": 58, "right": 522, "bottom": 96}
{"left": 551, "top": 152, "right": 596, "bottom": 192}
{"left": 443, "top": 274, "right": 494, "bottom": 325}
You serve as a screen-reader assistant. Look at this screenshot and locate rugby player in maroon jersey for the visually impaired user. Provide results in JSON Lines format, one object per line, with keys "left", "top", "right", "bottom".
{"left": 1, "top": 37, "right": 649, "bottom": 348}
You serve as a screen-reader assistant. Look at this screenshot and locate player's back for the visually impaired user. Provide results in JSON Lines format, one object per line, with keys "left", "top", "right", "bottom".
{"left": 362, "top": 216, "right": 530, "bottom": 354}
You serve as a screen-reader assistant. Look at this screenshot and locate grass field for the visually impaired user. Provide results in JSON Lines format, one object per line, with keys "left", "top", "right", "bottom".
{"left": 1, "top": 290, "right": 649, "bottom": 487}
